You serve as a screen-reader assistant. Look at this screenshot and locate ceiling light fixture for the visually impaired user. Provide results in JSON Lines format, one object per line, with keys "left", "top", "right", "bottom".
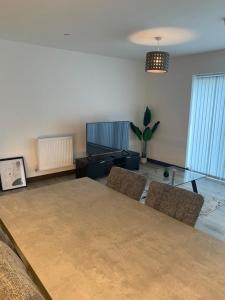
{"left": 145, "top": 37, "right": 170, "bottom": 74}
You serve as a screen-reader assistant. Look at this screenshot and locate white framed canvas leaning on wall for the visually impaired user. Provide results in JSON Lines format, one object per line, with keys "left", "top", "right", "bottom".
{"left": 0, "top": 157, "right": 27, "bottom": 191}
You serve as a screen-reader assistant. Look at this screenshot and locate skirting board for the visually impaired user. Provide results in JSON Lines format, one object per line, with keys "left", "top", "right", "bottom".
{"left": 27, "top": 169, "right": 76, "bottom": 183}
{"left": 27, "top": 159, "right": 185, "bottom": 183}
{"left": 147, "top": 158, "right": 186, "bottom": 170}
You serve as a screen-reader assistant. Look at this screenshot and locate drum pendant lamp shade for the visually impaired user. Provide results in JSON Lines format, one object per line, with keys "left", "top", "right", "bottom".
{"left": 145, "top": 51, "right": 170, "bottom": 73}
{"left": 145, "top": 37, "right": 170, "bottom": 73}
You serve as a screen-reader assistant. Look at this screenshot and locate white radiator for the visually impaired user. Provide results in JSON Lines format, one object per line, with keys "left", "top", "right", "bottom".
{"left": 37, "top": 136, "right": 74, "bottom": 171}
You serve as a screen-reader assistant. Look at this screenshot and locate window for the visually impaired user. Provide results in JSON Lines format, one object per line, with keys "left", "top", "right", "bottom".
{"left": 186, "top": 74, "right": 225, "bottom": 180}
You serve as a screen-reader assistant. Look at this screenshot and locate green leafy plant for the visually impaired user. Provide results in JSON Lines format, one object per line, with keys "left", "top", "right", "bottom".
{"left": 130, "top": 106, "right": 160, "bottom": 158}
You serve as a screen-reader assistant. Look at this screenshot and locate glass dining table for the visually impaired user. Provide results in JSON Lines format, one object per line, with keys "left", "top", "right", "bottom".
{"left": 163, "top": 166, "right": 205, "bottom": 193}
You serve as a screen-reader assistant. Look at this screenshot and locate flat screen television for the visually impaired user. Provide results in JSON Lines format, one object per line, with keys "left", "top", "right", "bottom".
{"left": 86, "top": 121, "right": 130, "bottom": 155}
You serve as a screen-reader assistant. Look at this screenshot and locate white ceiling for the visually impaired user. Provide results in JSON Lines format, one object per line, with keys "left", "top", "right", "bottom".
{"left": 0, "top": 0, "right": 225, "bottom": 59}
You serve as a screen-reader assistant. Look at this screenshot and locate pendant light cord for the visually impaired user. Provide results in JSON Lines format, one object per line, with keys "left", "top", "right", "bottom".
{"left": 155, "top": 36, "right": 161, "bottom": 51}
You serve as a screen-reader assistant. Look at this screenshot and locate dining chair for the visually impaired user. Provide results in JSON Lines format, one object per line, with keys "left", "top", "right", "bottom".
{"left": 146, "top": 181, "right": 204, "bottom": 226}
{"left": 0, "top": 241, "right": 45, "bottom": 300}
{"left": 107, "top": 167, "right": 147, "bottom": 201}
{"left": 0, "top": 226, "right": 14, "bottom": 249}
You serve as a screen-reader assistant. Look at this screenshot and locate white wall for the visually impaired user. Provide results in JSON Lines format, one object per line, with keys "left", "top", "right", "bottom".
{"left": 0, "top": 39, "right": 148, "bottom": 177}
{"left": 146, "top": 49, "right": 225, "bottom": 167}
{"left": 1, "top": 38, "right": 224, "bottom": 177}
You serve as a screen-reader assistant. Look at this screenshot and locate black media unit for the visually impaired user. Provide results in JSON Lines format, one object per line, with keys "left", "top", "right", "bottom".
{"left": 75, "top": 150, "right": 140, "bottom": 179}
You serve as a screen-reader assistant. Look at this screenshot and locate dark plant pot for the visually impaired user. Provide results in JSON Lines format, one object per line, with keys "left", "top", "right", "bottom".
{"left": 163, "top": 169, "right": 169, "bottom": 178}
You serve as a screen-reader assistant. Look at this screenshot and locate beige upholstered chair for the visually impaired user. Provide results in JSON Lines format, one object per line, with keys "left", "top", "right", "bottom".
{"left": 107, "top": 167, "right": 147, "bottom": 201}
{"left": 0, "top": 241, "right": 45, "bottom": 300}
{"left": 0, "top": 226, "right": 14, "bottom": 250}
{"left": 146, "top": 181, "right": 204, "bottom": 226}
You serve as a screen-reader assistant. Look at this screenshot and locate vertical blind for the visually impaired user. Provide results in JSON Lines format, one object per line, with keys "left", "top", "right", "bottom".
{"left": 186, "top": 74, "right": 225, "bottom": 180}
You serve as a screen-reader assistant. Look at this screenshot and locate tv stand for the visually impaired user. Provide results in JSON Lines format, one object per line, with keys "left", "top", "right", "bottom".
{"left": 75, "top": 150, "right": 140, "bottom": 179}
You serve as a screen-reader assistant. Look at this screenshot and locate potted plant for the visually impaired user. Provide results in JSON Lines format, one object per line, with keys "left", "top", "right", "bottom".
{"left": 130, "top": 107, "right": 160, "bottom": 164}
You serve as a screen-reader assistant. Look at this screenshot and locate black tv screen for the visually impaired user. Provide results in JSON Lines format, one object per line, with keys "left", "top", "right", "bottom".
{"left": 86, "top": 121, "right": 129, "bottom": 155}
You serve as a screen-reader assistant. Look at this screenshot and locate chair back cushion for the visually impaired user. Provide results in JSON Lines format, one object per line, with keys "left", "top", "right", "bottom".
{"left": 146, "top": 181, "right": 204, "bottom": 226}
{"left": 0, "top": 241, "right": 45, "bottom": 300}
{"left": 107, "top": 167, "right": 147, "bottom": 200}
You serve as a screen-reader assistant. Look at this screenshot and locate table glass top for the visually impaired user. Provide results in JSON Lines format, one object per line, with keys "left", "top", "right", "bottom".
{"left": 165, "top": 166, "right": 205, "bottom": 186}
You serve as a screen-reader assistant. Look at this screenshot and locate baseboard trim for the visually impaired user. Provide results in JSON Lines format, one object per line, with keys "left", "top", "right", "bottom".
{"left": 27, "top": 169, "right": 76, "bottom": 183}
{"left": 147, "top": 158, "right": 185, "bottom": 170}
{"left": 27, "top": 160, "right": 184, "bottom": 183}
